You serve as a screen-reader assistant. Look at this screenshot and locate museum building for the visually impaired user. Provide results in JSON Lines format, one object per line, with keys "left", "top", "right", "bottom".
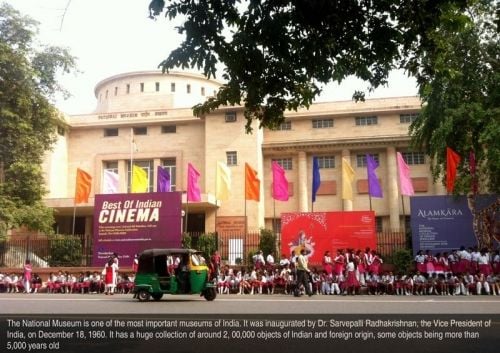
{"left": 42, "top": 71, "right": 445, "bottom": 236}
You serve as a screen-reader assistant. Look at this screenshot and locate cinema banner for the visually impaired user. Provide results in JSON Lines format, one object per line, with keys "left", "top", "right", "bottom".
{"left": 92, "top": 192, "right": 182, "bottom": 266}
{"left": 410, "top": 195, "right": 499, "bottom": 256}
{"left": 281, "top": 212, "right": 377, "bottom": 265}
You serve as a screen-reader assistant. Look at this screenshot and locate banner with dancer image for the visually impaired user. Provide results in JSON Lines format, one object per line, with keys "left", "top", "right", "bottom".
{"left": 280, "top": 212, "right": 377, "bottom": 265}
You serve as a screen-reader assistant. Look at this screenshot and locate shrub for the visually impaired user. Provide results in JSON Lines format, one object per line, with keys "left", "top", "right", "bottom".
{"left": 48, "top": 235, "right": 82, "bottom": 266}
{"left": 392, "top": 249, "right": 413, "bottom": 274}
{"left": 259, "top": 228, "right": 276, "bottom": 257}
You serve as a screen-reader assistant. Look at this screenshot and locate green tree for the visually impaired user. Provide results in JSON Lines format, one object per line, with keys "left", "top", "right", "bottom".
{"left": 0, "top": 3, "right": 76, "bottom": 236}
{"left": 148, "top": 0, "right": 468, "bottom": 132}
{"left": 410, "top": 1, "right": 499, "bottom": 193}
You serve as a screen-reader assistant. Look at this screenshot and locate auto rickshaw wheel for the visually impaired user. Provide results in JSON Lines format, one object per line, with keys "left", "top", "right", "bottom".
{"left": 152, "top": 293, "right": 163, "bottom": 301}
{"left": 137, "top": 290, "right": 151, "bottom": 302}
{"left": 203, "top": 288, "right": 217, "bottom": 301}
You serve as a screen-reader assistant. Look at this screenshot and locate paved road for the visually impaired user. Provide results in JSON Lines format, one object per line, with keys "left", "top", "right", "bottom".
{"left": 1, "top": 293, "right": 499, "bottom": 314}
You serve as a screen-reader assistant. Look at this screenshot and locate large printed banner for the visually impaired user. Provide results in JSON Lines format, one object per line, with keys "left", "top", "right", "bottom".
{"left": 281, "top": 212, "right": 377, "bottom": 265}
{"left": 410, "top": 195, "right": 499, "bottom": 256}
{"left": 92, "top": 192, "right": 182, "bottom": 266}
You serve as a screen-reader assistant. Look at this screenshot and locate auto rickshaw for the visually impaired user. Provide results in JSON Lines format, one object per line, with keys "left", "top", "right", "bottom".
{"left": 133, "top": 248, "right": 217, "bottom": 301}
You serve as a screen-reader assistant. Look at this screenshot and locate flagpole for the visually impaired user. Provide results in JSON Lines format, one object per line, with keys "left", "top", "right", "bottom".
{"left": 244, "top": 166, "right": 248, "bottom": 236}
{"left": 185, "top": 191, "right": 189, "bottom": 233}
{"left": 214, "top": 161, "right": 218, "bottom": 234}
{"left": 368, "top": 168, "right": 373, "bottom": 211}
{"left": 401, "top": 195, "right": 406, "bottom": 234}
{"left": 273, "top": 199, "right": 276, "bottom": 234}
{"left": 130, "top": 128, "right": 134, "bottom": 191}
{"left": 72, "top": 201, "right": 76, "bottom": 235}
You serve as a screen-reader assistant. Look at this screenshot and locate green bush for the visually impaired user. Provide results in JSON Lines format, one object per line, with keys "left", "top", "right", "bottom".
{"left": 392, "top": 249, "right": 414, "bottom": 274}
{"left": 181, "top": 233, "right": 192, "bottom": 249}
{"left": 259, "top": 228, "right": 276, "bottom": 257}
{"left": 197, "top": 232, "right": 218, "bottom": 261}
{"left": 48, "top": 235, "right": 83, "bottom": 266}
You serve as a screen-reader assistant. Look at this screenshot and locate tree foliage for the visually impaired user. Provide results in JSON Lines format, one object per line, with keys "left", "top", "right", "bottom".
{"left": 0, "top": 3, "right": 76, "bottom": 235}
{"left": 149, "top": 0, "right": 468, "bottom": 132}
{"left": 410, "top": 1, "right": 499, "bottom": 194}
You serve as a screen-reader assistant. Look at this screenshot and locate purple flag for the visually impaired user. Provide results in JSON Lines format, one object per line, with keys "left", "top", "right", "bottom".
{"left": 366, "top": 154, "right": 383, "bottom": 198}
{"left": 157, "top": 166, "right": 171, "bottom": 192}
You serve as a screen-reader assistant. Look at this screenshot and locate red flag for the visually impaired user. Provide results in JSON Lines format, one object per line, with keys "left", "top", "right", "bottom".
{"left": 75, "top": 168, "right": 92, "bottom": 204}
{"left": 446, "top": 147, "right": 461, "bottom": 193}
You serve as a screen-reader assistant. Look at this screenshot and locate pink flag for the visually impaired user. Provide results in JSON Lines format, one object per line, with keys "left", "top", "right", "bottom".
{"left": 187, "top": 163, "right": 201, "bottom": 202}
{"left": 396, "top": 152, "right": 414, "bottom": 196}
{"left": 272, "top": 161, "right": 289, "bottom": 201}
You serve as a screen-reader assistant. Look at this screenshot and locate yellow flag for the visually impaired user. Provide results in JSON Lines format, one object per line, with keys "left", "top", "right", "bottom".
{"left": 131, "top": 165, "right": 148, "bottom": 193}
{"left": 216, "top": 161, "right": 231, "bottom": 201}
{"left": 342, "top": 157, "right": 355, "bottom": 200}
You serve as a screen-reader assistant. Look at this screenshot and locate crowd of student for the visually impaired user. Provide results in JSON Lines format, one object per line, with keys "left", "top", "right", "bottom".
{"left": 0, "top": 270, "right": 136, "bottom": 294}
{"left": 214, "top": 247, "right": 500, "bottom": 296}
{"left": 1, "top": 247, "right": 498, "bottom": 296}
{"left": 0, "top": 253, "right": 136, "bottom": 295}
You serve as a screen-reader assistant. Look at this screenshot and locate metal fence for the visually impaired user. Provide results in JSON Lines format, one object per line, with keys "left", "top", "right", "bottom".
{"left": 0, "top": 231, "right": 409, "bottom": 268}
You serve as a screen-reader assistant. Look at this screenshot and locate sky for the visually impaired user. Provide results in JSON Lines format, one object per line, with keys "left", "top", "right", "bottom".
{"left": 5, "top": 0, "right": 418, "bottom": 115}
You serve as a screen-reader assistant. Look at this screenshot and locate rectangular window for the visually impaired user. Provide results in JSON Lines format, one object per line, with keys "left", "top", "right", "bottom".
{"left": 57, "top": 126, "right": 65, "bottom": 136}
{"left": 226, "top": 151, "right": 238, "bottom": 166}
{"left": 375, "top": 216, "right": 383, "bottom": 233}
{"left": 126, "top": 84, "right": 130, "bottom": 94}
{"left": 140, "top": 83, "right": 144, "bottom": 92}
{"left": 155, "top": 82, "right": 160, "bottom": 92}
{"left": 171, "top": 83, "right": 175, "bottom": 92}
{"left": 161, "top": 158, "right": 177, "bottom": 191}
{"left": 317, "top": 156, "right": 335, "bottom": 169}
{"left": 225, "top": 111, "right": 237, "bottom": 122}
{"left": 401, "top": 151, "right": 425, "bottom": 165}
{"left": 186, "top": 84, "right": 191, "bottom": 94}
{"left": 114, "top": 87, "right": 118, "bottom": 96}
{"left": 128, "top": 160, "right": 154, "bottom": 192}
{"left": 104, "top": 128, "right": 118, "bottom": 137}
{"left": 355, "top": 116, "right": 378, "bottom": 126}
{"left": 356, "top": 154, "right": 379, "bottom": 167}
{"left": 133, "top": 127, "right": 147, "bottom": 135}
{"left": 400, "top": 113, "right": 419, "bottom": 123}
{"left": 201, "top": 87, "right": 205, "bottom": 96}
{"left": 273, "top": 158, "right": 293, "bottom": 170}
{"left": 105, "top": 90, "right": 108, "bottom": 99}
{"left": 104, "top": 161, "right": 118, "bottom": 174}
{"left": 277, "top": 121, "right": 291, "bottom": 130}
{"left": 161, "top": 125, "right": 176, "bottom": 134}
{"left": 312, "top": 119, "right": 334, "bottom": 128}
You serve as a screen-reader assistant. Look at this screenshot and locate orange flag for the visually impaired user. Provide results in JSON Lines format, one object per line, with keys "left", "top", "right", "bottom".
{"left": 75, "top": 168, "right": 92, "bottom": 204}
{"left": 446, "top": 147, "right": 461, "bottom": 193}
{"left": 245, "top": 163, "right": 260, "bottom": 201}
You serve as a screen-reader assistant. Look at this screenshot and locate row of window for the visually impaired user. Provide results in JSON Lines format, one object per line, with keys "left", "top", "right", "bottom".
{"left": 273, "top": 152, "right": 424, "bottom": 170}
{"left": 215, "top": 153, "right": 423, "bottom": 170}
{"left": 102, "top": 111, "right": 418, "bottom": 136}
{"left": 272, "top": 113, "right": 420, "bottom": 130}
{"left": 104, "top": 125, "right": 176, "bottom": 137}
{"left": 99, "top": 82, "right": 216, "bottom": 101}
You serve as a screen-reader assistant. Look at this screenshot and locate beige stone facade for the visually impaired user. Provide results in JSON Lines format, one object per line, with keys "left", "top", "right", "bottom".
{"left": 43, "top": 71, "right": 444, "bottom": 236}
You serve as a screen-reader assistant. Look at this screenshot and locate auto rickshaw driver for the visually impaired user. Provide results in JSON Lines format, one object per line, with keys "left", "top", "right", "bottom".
{"left": 175, "top": 254, "right": 190, "bottom": 293}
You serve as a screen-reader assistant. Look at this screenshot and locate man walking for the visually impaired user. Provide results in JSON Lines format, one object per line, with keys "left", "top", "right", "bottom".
{"left": 296, "top": 249, "right": 312, "bottom": 297}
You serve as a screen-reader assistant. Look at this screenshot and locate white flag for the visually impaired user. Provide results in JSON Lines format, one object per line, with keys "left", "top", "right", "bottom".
{"left": 103, "top": 170, "right": 119, "bottom": 194}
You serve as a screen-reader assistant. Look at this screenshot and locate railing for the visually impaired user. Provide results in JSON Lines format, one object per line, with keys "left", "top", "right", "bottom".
{"left": 0, "top": 231, "right": 409, "bottom": 268}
